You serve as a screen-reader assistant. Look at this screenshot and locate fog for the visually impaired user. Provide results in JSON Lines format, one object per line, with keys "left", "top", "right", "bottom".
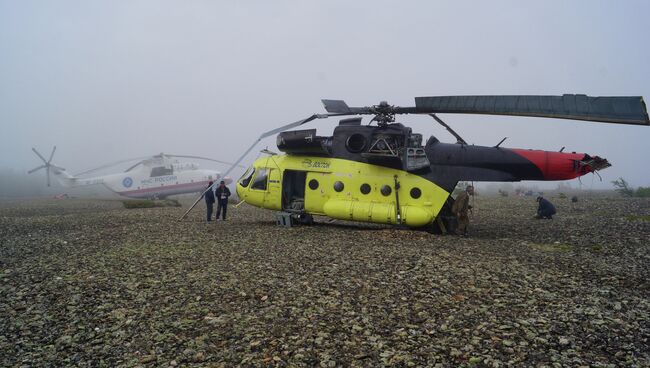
{"left": 1, "top": 0, "right": 649, "bottom": 197}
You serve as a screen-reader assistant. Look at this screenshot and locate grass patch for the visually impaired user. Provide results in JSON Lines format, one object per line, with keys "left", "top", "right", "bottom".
{"left": 635, "top": 187, "right": 650, "bottom": 197}
{"left": 122, "top": 199, "right": 181, "bottom": 209}
{"left": 530, "top": 243, "right": 573, "bottom": 252}
{"left": 626, "top": 215, "right": 650, "bottom": 222}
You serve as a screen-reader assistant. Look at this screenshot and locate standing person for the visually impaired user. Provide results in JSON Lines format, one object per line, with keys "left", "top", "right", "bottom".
{"left": 215, "top": 180, "right": 231, "bottom": 221}
{"left": 203, "top": 181, "right": 215, "bottom": 222}
{"left": 452, "top": 185, "right": 474, "bottom": 235}
{"left": 535, "top": 196, "right": 557, "bottom": 219}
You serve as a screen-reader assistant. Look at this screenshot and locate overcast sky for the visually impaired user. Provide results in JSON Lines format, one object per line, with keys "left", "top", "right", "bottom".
{"left": 1, "top": 0, "right": 649, "bottom": 191}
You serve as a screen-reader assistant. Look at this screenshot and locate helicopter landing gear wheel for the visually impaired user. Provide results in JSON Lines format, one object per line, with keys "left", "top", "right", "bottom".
{"left": 296, "top": 213, "right": 314, "bottom": 225}
{"left": 425, "top": 214, "right": 458, "bottom": 235}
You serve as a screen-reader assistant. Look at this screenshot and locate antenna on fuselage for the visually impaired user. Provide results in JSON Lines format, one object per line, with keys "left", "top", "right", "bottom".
{"left": 261, "top": 148, "right": 278, "bottom": 156}
{"left": 495, "top": 137, "right": 508, "bottom": 148}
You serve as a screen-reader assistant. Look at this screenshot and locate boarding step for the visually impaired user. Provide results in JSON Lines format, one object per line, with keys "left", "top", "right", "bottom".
{"left": 275, "top": 211, "right": 314, "bottom": 227}
{"left": 275, "top": 211, "right": 295, "bottom": 227}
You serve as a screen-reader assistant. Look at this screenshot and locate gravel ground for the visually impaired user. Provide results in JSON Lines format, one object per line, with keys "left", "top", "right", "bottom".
{"left": 1, "top": 194, "right": 648, "bottom": 367}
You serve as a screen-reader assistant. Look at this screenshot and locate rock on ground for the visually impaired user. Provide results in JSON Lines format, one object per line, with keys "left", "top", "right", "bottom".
{"left": 0, "top": 194, "right": 649, "bottom": 366}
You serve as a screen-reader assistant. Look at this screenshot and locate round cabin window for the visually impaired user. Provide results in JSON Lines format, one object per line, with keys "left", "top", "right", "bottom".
{"left": 346, "top": 134, "right": 367, "bottom": 153}
{"left": 360, "top": 183, "right": 371, "bottom": 195}
{"left": 308, "top": 179, "right": 319, "bottom": 190}
{"left": 410, "top": 187, "right": 422, "bottom": 199}
{"left": 381, "top": 185, "right": 392, "bottom": 196}
{"left": 334, "top": 181, "right": 345, "bottom": 192}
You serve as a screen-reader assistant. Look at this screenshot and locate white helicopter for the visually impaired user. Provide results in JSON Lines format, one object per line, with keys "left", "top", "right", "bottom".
{"left": 29, "top": 146, "right": 236, "bottom": 199}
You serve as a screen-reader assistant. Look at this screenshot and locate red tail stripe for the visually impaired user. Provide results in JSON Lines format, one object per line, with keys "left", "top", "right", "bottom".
{"left": 510, "top": 149, "right": 591, "bottom": 180}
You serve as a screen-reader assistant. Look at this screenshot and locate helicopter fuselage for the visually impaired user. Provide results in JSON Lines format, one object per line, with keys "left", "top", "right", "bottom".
{"left": 236, "top": 120, "right": 609, "bottom": 230}
{"left": 237, "top": 154, "right": 449, "bottom": 227}
{"left": 52, "top": 166, "right": 223, "bottom": 199}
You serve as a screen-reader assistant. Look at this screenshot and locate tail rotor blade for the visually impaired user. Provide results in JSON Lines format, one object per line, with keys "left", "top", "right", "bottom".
{"left": 48, "top": 146, "right": 57, "bottom": 163}
{"left": 32, "top": 148, "right": 48, "bottom": 163}
{"left": 28, "top": 165, "right": 46, "bottom": 174}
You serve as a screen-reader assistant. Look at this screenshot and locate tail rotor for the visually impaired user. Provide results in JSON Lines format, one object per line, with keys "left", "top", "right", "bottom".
{"left": 29, "top": 146, "right": 64, "bottom": 187}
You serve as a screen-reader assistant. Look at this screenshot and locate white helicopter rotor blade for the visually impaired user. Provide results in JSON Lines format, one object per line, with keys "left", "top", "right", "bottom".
{"left": 28, "top": 165, "right": 46, "bottom": 174}
{"left": 32, "top": 148, "right": 48, "bottom": 164}
{"left": 74, "top": 156, "right": 151, "bottom": 176}
{"left": 48, "top": 146, "right": 57, "bottom": 163}
{"left": 124, "top": 160, "right": 146, "bottom": 172}
{"left": 166, "top": 155, "right": 246, "bottom": 168}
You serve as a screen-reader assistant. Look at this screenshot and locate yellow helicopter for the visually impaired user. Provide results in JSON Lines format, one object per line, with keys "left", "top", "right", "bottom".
{"left": 182, "top": 95, "right": 649, "bottom": 232}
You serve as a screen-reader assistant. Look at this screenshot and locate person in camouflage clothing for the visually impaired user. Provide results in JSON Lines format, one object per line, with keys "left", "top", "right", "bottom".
{"left": 452, "top": 185, "right": 474, "bottom": 235}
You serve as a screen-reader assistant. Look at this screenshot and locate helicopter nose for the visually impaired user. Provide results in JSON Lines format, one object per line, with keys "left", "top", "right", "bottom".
{"left": 236, "top": 180, "right": 245, "bottom": 199}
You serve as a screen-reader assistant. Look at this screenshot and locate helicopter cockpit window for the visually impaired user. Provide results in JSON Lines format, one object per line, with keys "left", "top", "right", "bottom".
{"left": 238, "top": 167, "right": 255, "bottom": 187}
{"left": 251, "top": 168, "right": 269, "bottom": 191}
{"left": 150, "top": 166, "right": 173, "bottom": 177}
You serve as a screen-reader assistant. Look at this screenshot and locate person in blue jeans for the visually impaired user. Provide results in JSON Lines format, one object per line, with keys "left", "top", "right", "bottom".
{"left": 536, "top": 196, "right": 557, "bottom": 219}
{"left": 202, "top": 181, "right": 215, "bottom": 222}
{"left": 215, "top": 180, "right": 231, "bottom": 220}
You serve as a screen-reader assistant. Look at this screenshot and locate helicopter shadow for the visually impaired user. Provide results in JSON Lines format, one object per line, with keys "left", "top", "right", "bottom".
{"left": 246, "top": 217, "right": 392, "bottom": 232}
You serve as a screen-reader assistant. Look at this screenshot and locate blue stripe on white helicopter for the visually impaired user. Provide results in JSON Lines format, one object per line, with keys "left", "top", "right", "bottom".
{"left": 29, "top": 147, "right": 239, "bottom": 199}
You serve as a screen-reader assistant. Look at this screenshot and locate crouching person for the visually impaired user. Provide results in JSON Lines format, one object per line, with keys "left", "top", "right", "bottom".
{"left": 536, "top": 196, "right": 556, "bottom": 219}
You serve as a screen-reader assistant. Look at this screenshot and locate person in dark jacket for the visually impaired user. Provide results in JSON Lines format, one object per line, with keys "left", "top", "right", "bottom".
{"left": 203, "top": 181, "right": 215, "bottom": 222}
{"left": 536, "top": 196, "right": 557, "bottom": 219}
{"left": 215, "top": 180, "right": 231, "bottom": 220}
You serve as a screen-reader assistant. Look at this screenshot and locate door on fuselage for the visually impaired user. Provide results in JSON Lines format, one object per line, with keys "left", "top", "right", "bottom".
{"left": 282, "top": 170, "right": 306, "bottom": 212}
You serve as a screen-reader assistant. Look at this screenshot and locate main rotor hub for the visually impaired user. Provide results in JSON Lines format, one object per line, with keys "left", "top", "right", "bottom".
{"left": 370, "top": 101, "right": 396, "bottom": 126}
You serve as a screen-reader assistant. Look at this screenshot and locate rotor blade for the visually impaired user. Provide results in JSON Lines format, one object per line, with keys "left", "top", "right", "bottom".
{"left": 322, "top": 99, "right": 349, "bottom": 113}
{"left": 125, "top": 160, "right": 146, "bottom": 172}
{"left": 32, "top": 148, "right": 48, "bottom": 163}
{"left": 415, "top": 95, "right": 650, "bottom": 125}
{"left": 28, "top": 165, "right": 46, "bottom": 174}
{"left": 220, "top": 113, "right": 340, "bottom": 179}
{"left": 74, "top": 156, "right": 151, "bottom": 176}
{"left": 179, "top": 113, "right": 336, "bottom": 220}
{"left": 322, "top": 100, "right": 355, "bottom": 114}
{"left": 429, "top": 114, "right": 467, "bottom": 145}
{"left": 165, "top": 155, "right": 246, "bottom": 168}
{"left": 48, "top": 146, "right": 57, "bottom": 163}
{"left": 322, "top": 99, "right": 391, "bottom": 114}
{"left": 322, "top": 99, "right": 420, "bottom": 115}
